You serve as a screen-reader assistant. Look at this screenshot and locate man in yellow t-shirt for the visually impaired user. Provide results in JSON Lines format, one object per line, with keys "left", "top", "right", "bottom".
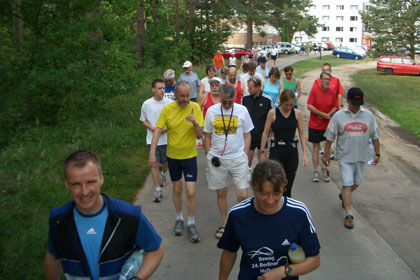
{"left": 149, "top": 81, "right": 204, "bottom": 243}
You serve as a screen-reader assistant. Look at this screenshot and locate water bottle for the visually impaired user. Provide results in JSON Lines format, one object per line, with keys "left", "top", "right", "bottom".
{"left": 119, "top": 249, "right": 144, "bottom": 280}
{"left": 288, "top": 243, "right": 305, "bottom": 263}
{"left": 367, "top": 140, "right": 375, "bottom": 165}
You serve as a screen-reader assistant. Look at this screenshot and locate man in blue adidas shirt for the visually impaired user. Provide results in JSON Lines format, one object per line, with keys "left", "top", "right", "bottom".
{"left": 44, "top": 150, "right": 163, "bottom": 280}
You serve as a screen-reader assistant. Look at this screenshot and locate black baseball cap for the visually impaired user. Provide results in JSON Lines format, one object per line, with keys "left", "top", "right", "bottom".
{"left": 347, "top": 87, "right": 364, "bottom": 105}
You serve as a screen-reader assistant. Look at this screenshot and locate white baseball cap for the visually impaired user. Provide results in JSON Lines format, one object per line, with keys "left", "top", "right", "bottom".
{"left": 209, "top": 77, "right": 222, "bottom": 84}
{"left": 183, "top": 61, "right": 192, "bottom": 68}
{"left": 163, "top": 69, "right": 175, "bottom": 80}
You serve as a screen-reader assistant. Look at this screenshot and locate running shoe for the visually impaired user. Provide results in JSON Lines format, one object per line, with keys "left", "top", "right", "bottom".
{"left": 172, "top": 220, "right": 184, "bottom": 236}
{"left": 322, "top": 169, "right": 330, "bottom": 182}
{"left": 187, "top": 224, "right": 201, "bottom": 243}
{"left": 153, "top": 190, "right": 162, "bottom": 203}
{"left": 312, "top": 171, "right": 320, "bottom": 182}
{"left": 344, "top": 215, "right": 354, "bottom": 229}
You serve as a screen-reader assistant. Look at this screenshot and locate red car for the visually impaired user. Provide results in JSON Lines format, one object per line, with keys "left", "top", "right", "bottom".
{"left": 376, "top": 55, "right": 420, "bottom": 75}
{"left": 214, "top": 48, "right": 254, "bottom": 59}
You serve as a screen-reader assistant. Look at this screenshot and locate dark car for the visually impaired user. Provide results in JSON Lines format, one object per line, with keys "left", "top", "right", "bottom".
{"left": 376, "top": 55, "right": 420, "bottom": 75}
{"left": 332, "top": 47, "right": 364, "bottom": 60}
{"left": 215, "top": 48, "right": 254, "bottom": 59}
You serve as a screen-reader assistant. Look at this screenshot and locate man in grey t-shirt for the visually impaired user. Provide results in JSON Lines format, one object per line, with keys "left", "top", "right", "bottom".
{"left": 178, "top": 61, "right": 201, "bottom": 102}
{"left": 322, "top": 88, "right": 380, "bottom": 230}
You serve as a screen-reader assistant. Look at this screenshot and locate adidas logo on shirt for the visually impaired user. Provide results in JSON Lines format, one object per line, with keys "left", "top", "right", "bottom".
{"left": 282, "top": 239, "right": 290, "bottom": 246}
{"left": 86, "top": 227, "right": 97, "bottom": 235}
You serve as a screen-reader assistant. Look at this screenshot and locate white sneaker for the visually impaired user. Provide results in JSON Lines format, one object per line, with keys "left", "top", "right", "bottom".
{"left": 153, "top": 190, "right": 162, "bottom": 203}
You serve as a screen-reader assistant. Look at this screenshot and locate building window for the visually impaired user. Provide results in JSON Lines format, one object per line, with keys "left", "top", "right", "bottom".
{"left": 350, "top": 16, "right": 358, "bottom": 21}
{"left": 322, "top": 5, "right": 330, "bottom": 10}
{"left": 322, "top": 37, "right": 329, "bottom": 42}
{"left": 322, "top": 16, "right": 330, "bottom": 21}
{"left": 322, "top": 26, "right": 330, "bottom": 31}
{"left": 336, "top": 37, "right": 343, "bottom": 43}
{"left": 350, "top": 5, "right": 358, "bottom": 10}
{"left": 336, "top": 27, "right": 343, "bottom": 32}
{"left": 336, "top": 5, "right": 344, "bottom": 10}
{"left": 350, "top": 27, "right": 357, "bottom": 32}
{"left": 336, "top": 16, "right": 344, "bottom": 21}
{"left": 349, "top": 38, "right": 358, "bottom": 43}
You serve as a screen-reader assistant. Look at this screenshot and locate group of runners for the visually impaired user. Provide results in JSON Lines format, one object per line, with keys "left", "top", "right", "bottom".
{"left": 44, "top": 54, "right": 381, "bottom": 280}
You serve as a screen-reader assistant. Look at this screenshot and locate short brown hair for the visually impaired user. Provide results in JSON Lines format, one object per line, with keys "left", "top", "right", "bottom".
{"left": 63, "top": 150, "right": 101, "bottom": 178}
{"left": 279, "top": 89, "right": 296, "bottom": 105}
{"left": 251, "top": 160, "right": 287, "bottom": 193}
{"left": 269, "top": 67, "right": 281, "bottom": 79}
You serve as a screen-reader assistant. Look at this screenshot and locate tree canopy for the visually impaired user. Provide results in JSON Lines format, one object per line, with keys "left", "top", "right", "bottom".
{"left": 361, "top": 0, "right": 420, "bottom": 58}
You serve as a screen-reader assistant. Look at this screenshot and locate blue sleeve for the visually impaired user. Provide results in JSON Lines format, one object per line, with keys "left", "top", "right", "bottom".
{"left": 47, "top": 233, "right": 59, "bottom": 259}
{"left": 217, "top": 213, "right": 240, "bottom": 253}
{"left": 135, "top": 213, "right": 162, "bottom": 252}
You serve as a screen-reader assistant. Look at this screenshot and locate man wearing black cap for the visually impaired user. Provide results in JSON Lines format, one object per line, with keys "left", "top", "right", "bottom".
{"left": 321, "top": 87, "right": 381, "bottom": 230}
{"left": 256, "top": 57, "right": 269, "bottom": 79}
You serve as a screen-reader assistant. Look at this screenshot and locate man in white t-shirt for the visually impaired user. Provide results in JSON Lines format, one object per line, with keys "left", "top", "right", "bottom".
{"left": 270, "top": 46, "right": 278, "bottom": 66}
{"left": 140, "top": 79, "right": 172, "bottom": 202}
{"left": 204, "top": 83, "right": 253, "bottom": 239}
{"left": 228, "top": 53, "right": 237, "bottom": 68}
{"left": 240, "top": 61, "right": 265, "bottom": 96}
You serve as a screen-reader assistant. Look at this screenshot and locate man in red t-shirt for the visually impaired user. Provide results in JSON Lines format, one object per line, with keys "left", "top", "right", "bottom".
{"left": 226, "top": 66, "right": 244, "bottom": 104}
{"left": 314, "top": 63, "right": 344, "bottom": 108}
{"left": 307, "top": 72, "right": 339, "bottom": 183}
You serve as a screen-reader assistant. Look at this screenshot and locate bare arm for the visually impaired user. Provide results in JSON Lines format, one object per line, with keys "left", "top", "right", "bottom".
{"left": 149, "top": 128, "right": 163, "bottom": 167}
{"left": 44, "top": 252, "right": 62, "bottom": 280}
{"left": 204, "top": 132, "right": 211, "bottom": 155}
{"left": 296, "top": 78, "right": 302, "bottom": 99}
{"left": 259, "top": 254, "right": 320, "bottom": 280}
{"left": 295, "top": 109, "right": 308, "bottom": 167}
{"left": 186, "top": 109, "right": 203, "bottom": 138}
{"left": 137, "top": 243, "right": 164, "bottom": 280}
{"left": 198, "top": 84, "right": 204, "bottom": 101}
{"left": 307, "top": 104, "right": 330, "bottom": 120}
{"left": 243, "top": 132, "right": 251, "bottom": 158}
{"left": 260, "top": 109, "right": 275, "bottom": 161}
{"left": 198, "top": 93, "right": 208, "bottom": 110}
{"left": 371, "top": 138, "right": 380, "bottom": 166}
{"left": 280, "top": 82, "right": 284, "bottom": 93}
{"left": 321, "top": 140, "right": 333, "bottom": 165}
{"left": 218, "top": 250, "right": 237, "bottom": 280}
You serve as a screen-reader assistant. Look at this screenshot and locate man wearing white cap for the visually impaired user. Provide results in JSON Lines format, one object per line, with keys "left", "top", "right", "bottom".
{"left": 178, "top": 61, "right": 201, "bottom": 102}
{"left": 322, "top": 87, "right": 381, "bottom": 230}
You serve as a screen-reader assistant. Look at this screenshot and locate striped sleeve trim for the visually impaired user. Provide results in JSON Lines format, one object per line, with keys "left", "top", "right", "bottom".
{"left": 286, "top": 198, "right": 317, "bottom": 234}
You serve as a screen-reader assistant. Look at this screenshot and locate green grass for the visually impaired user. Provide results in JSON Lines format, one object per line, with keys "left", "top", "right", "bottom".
{"left": 292, "top": 55, "right": 375, "bottom": 78}
{"left": 352, "top": 69, "right": 420, "bottom": 137}
{"left": 0, "top": 62, "right": 208, "bottom": 278}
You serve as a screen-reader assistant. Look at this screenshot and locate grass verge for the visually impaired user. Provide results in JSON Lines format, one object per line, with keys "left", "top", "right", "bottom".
{"left": 292, "top": 55, "right": 375, "bottom": 78}
{"left": 352, "top": 69, "right": 420, "bottom": 137}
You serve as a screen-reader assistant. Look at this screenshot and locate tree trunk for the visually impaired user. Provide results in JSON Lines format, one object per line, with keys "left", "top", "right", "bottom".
{"left": 246, "top": 16, "right": 253, "bottom": 49}
{"left": 137, "top": 0, "right": 146, "bottom": 67}
{"left": 152, "top": 0, "right": 157, "bottom": 27}
{"left": 246, "top": 0, "right": 254, "bottom": 49}
{"left": 12, "top": 0, "right": 25, "bottom": 42}
{"left": 175, "top": 0, "right": 179, "bottom": 37}
{"left": 189, "top": 0, "right": 195, "bottom": 35}
{"left": 86, "top": 1, "right": 104, "bottom": 66}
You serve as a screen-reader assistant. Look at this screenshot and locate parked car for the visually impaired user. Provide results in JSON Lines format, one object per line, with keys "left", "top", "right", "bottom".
{"left": 290, "top": 43, "right": 301, "bottom": 54}
{"left": 276, "top": 42, "right": 296, "bottom": 55}
{"left": 215, "top": 48, "right": 254, "bottom": 59}
{"left": 350, "top": 45, "right": 367, "bottom": 57}
{"left": 332, "top": 47, "right": 364, "bottom": 60}
{"left": 376, "top": 55, "right": 420, "bottom": 75}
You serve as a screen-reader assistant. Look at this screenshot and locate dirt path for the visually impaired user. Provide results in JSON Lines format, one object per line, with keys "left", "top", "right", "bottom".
{"left": 297, "top": 61, "right": 420, "bottom": 277}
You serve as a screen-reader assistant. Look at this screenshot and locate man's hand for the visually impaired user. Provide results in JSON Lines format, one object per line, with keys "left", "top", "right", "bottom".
{"left": 186, "top": 109, "right": 197, "bottom": 125}
{"left": 321, "top": 154, "right": 330, "bottom": 166}
{"left": 318, "top": 112, "right": 330, "bottom": 120}
{"left": 149, "top": 154, "right": 158, "bottom": 167}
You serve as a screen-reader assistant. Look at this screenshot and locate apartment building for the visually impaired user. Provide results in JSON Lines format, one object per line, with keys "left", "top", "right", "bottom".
{"left": 293, "top": 0, "right": 367, "bottom": 48}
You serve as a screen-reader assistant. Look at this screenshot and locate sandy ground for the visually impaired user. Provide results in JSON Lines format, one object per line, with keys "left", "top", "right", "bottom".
{"left": 297, "top": 61, "right": 420, "bottom": 277}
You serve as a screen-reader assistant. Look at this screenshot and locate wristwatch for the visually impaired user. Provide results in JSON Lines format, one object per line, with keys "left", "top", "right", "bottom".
{"left": 284, "top": 265, "right": 293, "bottom": 279}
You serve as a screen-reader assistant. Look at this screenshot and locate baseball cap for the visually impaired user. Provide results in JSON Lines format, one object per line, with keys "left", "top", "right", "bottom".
{"left": 163, "top": 69, "right": 175, "bottom": 80}
{"left": 183, "top": 61, "right": 192, "bottom": 68}
{"left": 347, "top": 87, "right": 364, "bottom": 105}
{"left": 209, "top": 77, "right": 222, "bottom": 84}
